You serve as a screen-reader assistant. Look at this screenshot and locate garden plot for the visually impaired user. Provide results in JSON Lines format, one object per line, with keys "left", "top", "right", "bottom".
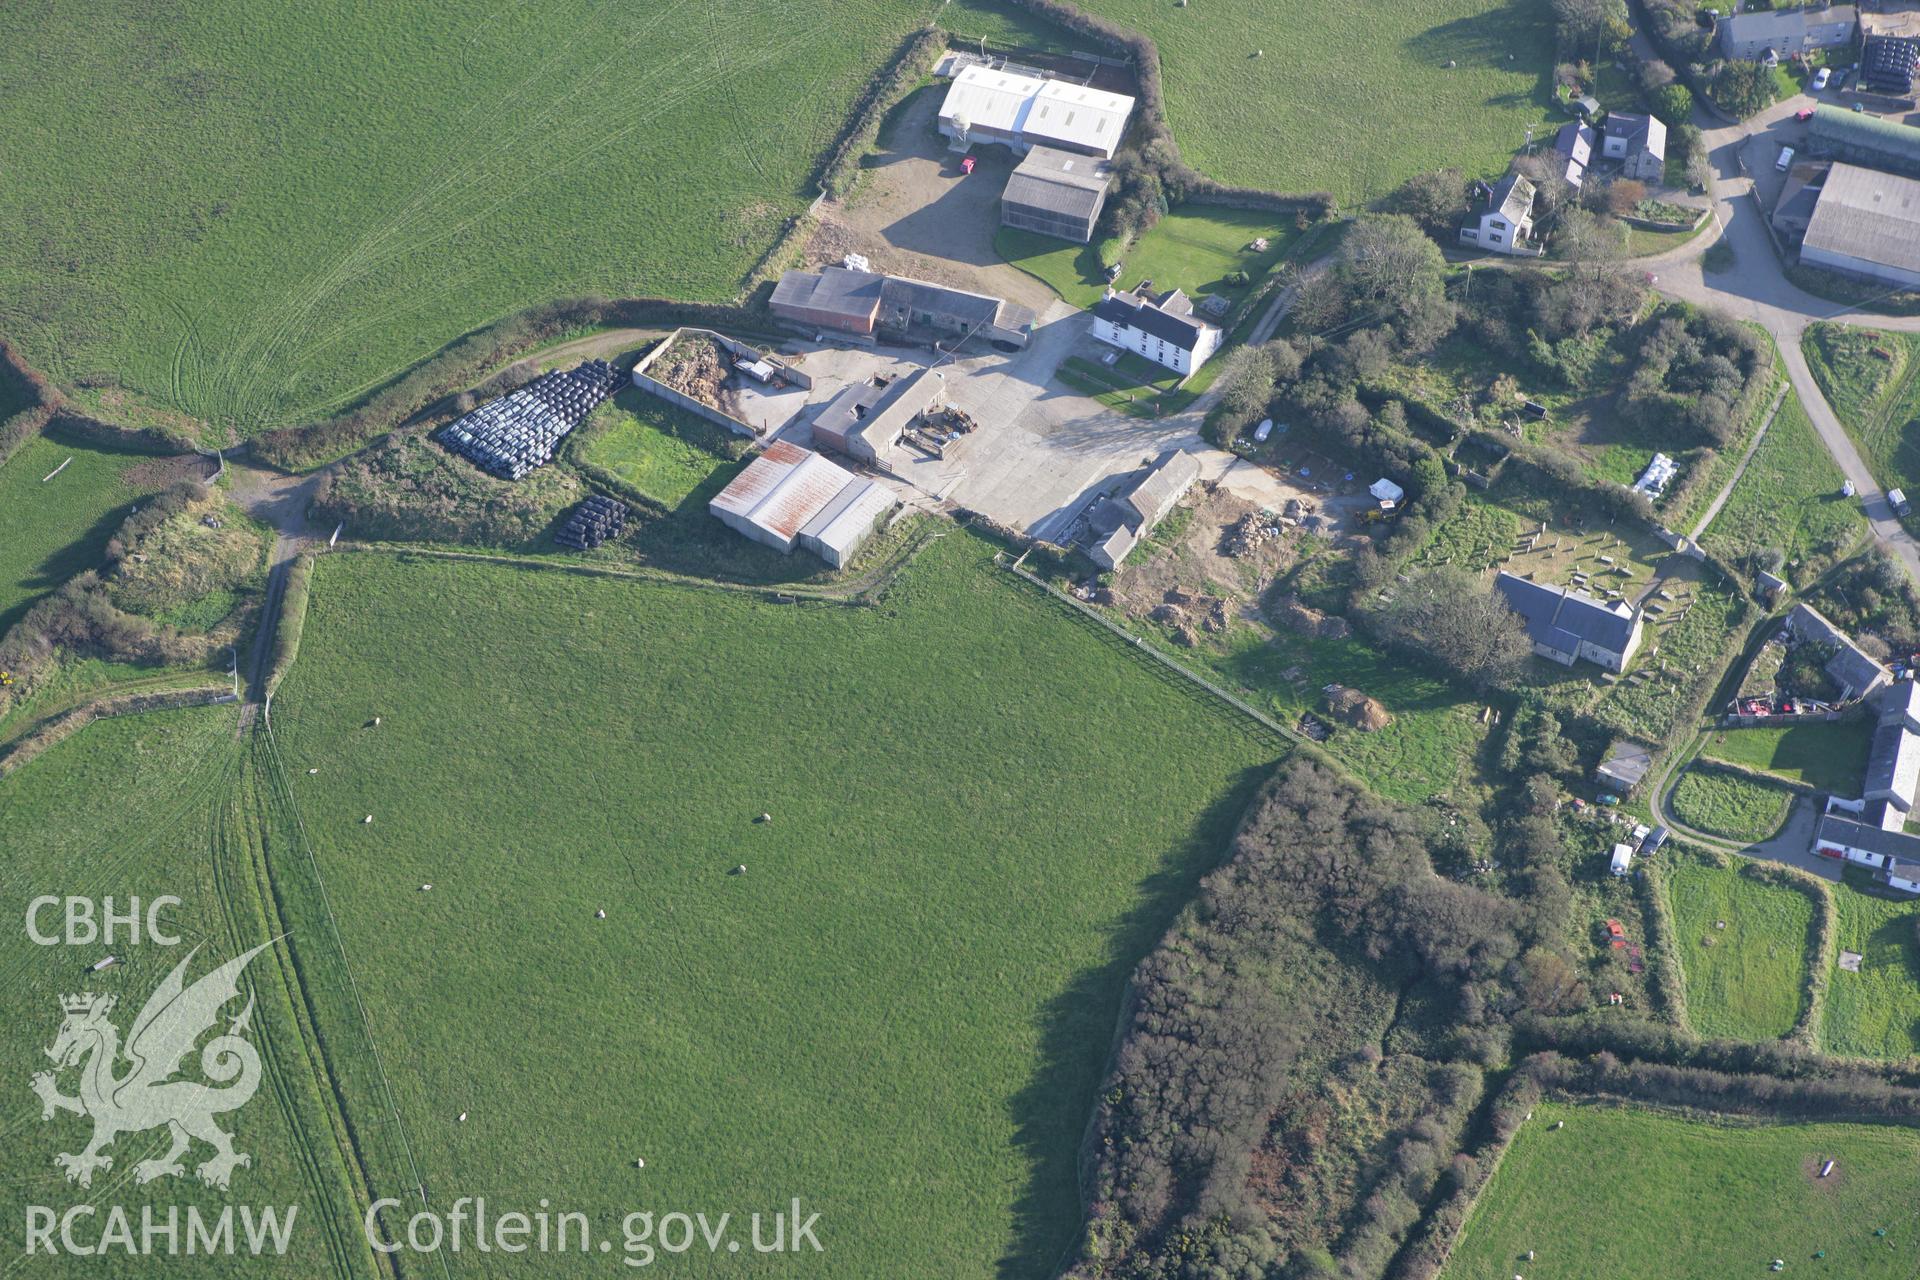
{"left": 1702, "top": 722, "right": 1872, "bottom": 793}
{"left": 1666, "top": 851, "right": 1816, "bottom": 1041}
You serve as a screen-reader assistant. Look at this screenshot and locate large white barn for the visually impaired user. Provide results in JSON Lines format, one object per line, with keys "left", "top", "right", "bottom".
{"left": 938, "top": 65, "right": 1135, "bottom": 159}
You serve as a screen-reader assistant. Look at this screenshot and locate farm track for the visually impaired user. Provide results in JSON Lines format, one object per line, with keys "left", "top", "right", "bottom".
{"left": 208, "top": 753, "right": 367, "bottom": 1280}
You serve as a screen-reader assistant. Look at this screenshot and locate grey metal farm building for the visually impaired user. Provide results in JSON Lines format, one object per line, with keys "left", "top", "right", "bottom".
{"left": 1801, "top": 162, "right": 1920, "bottom": 290}
{"left": 1000, "top": 146, "right": 1113, "bottom": 243}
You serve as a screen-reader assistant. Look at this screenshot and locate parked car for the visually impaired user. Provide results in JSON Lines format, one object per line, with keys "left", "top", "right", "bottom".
{"left": 1892, "top": 487, "right": 1911, "bottom": 517}
{"left": 1813, "top": 67, "right": 1832, "bottom": 90}
{"left": 1796, "top": 107, "right": 1816, "bottom": 121}
{"left": 1597, "top": 793, "right": 1622, "bottom": 807}
{"left": 1777, "top": 145, "right": 1796, "bottom": 171}
{"left": 1641, "top": 826, "right": 1670, "bottom": 854}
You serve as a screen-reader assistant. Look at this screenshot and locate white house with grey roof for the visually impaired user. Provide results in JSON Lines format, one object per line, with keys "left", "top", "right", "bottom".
{"left": 1091, "top": 286, "right": 1221, "bottom": 375}
{"left": 1493, "top": 571, "right": 1644, "bottom": 672}
{"left": 1000, "top": 146, "right": 1113, "bottom": 243}
{"left": 1719, "top": 4, "right": 1858, "bottom": 59}
{"left": 1813, "top": 683, "right": 1920, "bottom": 895}
{"left": 1601, "top": 112, "right": 1667, "bottom": 184}
{"left": 1458, "top": 173, "right": 1541, "bottom": 256}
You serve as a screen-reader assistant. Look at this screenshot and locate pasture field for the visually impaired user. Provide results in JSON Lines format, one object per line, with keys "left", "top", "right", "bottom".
{"left": 997, "top": 205, "right": 1304, "bottom": 311}
{"left": 0, "top": 0, "right": 1055, "bottom": 435}
{"left": 1080, "top": 0, "right": 1556, "bottom": 201}
{"left": 1701, "top": 721, "right": 1871, "bottom": 793}
{"left": 570, "top": 386, "right": 740, "bottom": 508}
{"left": 1668, "top": 767, "right": 1793, "bottom": 843}
{"left": 268, "top": 533, "right": 1277, "bottom": 1277}
{"left": 1802, "top": 325, "right": 1920, "bottom": 501}
{"left": 0, "top": 431, "right": 163, "bottom": 633}
{"left": 1700, "top": 391, "right": 1865, "bottom": 580}
{"left": 1822, "top": 881, "right": 1920, "bottom": 1060}
{"left": 0, "top": 706, "right": 381, "bottom": 1278}
{"left": 1665, "top": 853, "right": 1814, "bottom": 1040}
{"left": 1445, "top": 1102, "right": 1920, "bottom": 1279}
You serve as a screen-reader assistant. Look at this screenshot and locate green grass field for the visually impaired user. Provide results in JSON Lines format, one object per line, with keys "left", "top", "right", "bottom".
{"left": 0, "top": 431, "right": 163, "bottom": 633}
{"left": 1701, "top": 722, "right": 1872, "bottom": 793}
{"left": 0, "top": 0, "right": 1054, "bottom": 435}
{"left": 1802, "top": 325, "right": 1920, "bottom": 503}
{"left": 268, "top": 533, "right": 1277, "bottom": 1277}
{"left": 0, "top": 706, "right": 383, "bottom": 1277}
{"left": 1446, "top": 1102, "right": 1920, "bottom": 1279}
{"left": 1666, "top": 854, "right": 1814, "bottom": 1040}
{"left": 1669, "top": 768, "right": 1794, "bottom": 843}
{"left": 1201, "top": 624, "right": 1486, "bottom": 805}
{"left": 999, "top": 205, "right": 1302, "bottom": 310}
{"left": 1822, "top": 882, "right": 1920, "bottom": 1060}
{"left": 1081, "top": 0, "right": 1556, "bottom": 201}
{"left": 1700, "top": 391, "right": 1865, "bottom": 579}
{"left": 571, "top": 386, "right": 739, "bottom": 508}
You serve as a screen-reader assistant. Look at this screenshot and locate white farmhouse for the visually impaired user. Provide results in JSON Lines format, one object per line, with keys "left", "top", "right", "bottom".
{"left": 1459, "top": 173, "right": 1541, "bottom": 257}
{"left": 1090, "top": 287, "right": 1221, "bottom": 376}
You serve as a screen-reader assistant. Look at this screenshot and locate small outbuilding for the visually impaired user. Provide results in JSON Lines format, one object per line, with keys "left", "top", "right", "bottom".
{"left": 1596, "top": 739, "right": 1656, "bottom": 794}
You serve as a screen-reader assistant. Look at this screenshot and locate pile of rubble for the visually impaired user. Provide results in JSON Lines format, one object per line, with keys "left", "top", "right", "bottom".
{"left": 1225, "top": 512, "right": 1285, "bottom": 557}
{"left": 1149, "top": 589, "right": 1229, "bottom": 647}
{"left": 1269, "top": 594, "right": 1351, "bottom": 640}
{"left": 1324, "top": 683, "right": 1392, "bottom": 731}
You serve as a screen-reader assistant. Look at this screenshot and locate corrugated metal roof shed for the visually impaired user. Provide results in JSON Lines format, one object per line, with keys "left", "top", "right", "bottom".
{"left": 1028, "top": 79, "right": 1134, "bottom": 155}
{"left": 1810, "top": 106, "right": 1920, "bottom": 170}
{"left": 756, "top": 453, "right": 857, "bottom": 541}
{"left": 1003, "top": 146, "right": 1113, "bottom": 219}
{"left": 1803, "top": 162, "right": 1920, "bottom": 279}
{"left": 940, "top": 65, "right": 1036, "bottom": 135}
{"left": 709, "top": 441, "right": 807, "bottom": 521}
{"left": 800, "top": 479, "right": 895, "bottom": 567}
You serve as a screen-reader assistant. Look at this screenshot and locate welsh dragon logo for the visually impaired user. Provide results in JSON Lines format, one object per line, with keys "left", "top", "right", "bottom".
{"left": 30, "top": 940, "right": 272, "bottom": 1191}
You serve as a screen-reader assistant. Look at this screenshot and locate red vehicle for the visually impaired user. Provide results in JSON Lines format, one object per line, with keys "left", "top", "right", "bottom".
{"left": 960, "top": 155, "right": 976, "bottom": 175}
{"left": 1796, "top": 107, "right": 1816, "bottom": 121}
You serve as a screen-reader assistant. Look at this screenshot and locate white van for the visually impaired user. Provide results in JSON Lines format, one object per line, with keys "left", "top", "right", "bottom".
{"left": 1777, "top": 145, "right": 1795, "bottom": 172}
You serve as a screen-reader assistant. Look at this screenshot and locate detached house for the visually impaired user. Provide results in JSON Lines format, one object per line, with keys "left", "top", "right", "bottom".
{"left": 1459, "top": 173, "right": 1541, "bottom": 256}
{"left": 1090, "top": 286, "right": 1221, "bottom": 376}
{"left": 1493, "top": 571, "right": 1644, "bottom": 672}
{"left": 1602, "top": 112, "right": 1668, "bottom": 184}
{"left": 1553, "top": 120, "right": 1594, "bottom": 188}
